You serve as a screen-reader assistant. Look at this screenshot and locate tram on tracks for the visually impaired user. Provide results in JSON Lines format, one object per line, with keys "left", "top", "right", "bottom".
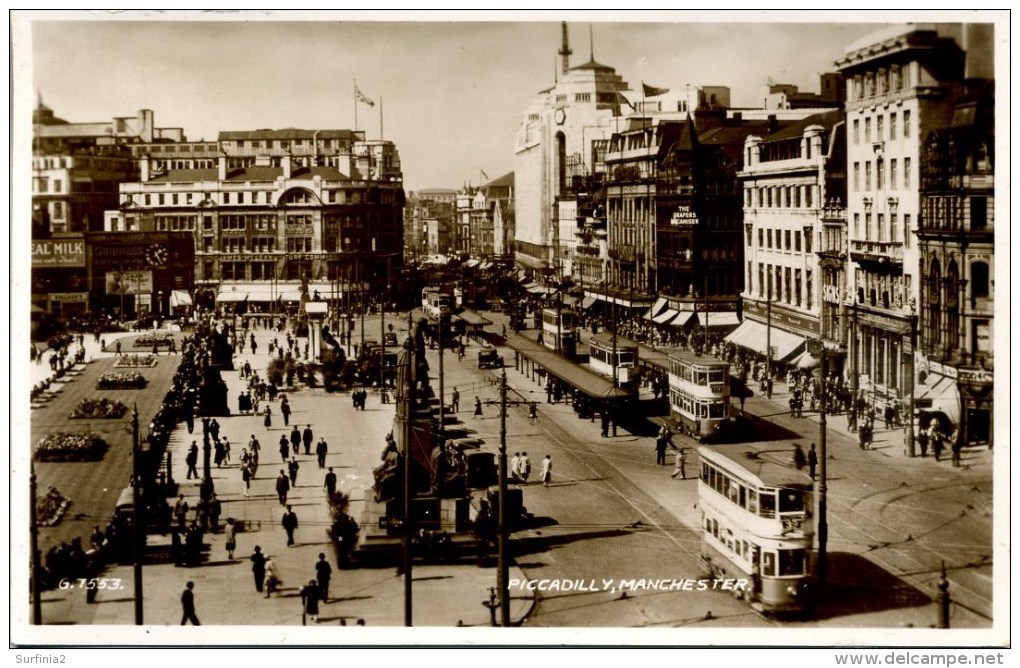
{"left": 697, "top": 443, "right": 814, "bottom": 615}
{"left": 540, "top": 307, "right": 578, "bottom": 358}
{"left": 586, "top": 331, "right": 638, "bottom": 389}
{"left": 667, "top": 350, "right": 732, "bottom": 441}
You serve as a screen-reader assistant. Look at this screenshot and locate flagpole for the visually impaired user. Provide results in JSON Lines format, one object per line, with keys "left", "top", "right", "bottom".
{"left": 354, "top": 79, "right": 358, "bottom": 132}
{"left": 380, "top": 96, "right": 384, "bottom": 140}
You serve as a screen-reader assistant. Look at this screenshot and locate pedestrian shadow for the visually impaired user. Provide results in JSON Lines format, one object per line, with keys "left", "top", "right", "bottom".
{"left": 511, "top": 527, "right": 634, "bottom": 557}
{"left": 412, "top": 575, "right": 453, "bottom": 582}
{"left": 811, "top": 552, "right": 931, "bottom": 620}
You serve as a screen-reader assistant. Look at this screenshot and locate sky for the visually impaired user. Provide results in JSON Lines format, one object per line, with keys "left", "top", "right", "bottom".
{"left": 14, "top": 10, "right": 988, "bottom": 192}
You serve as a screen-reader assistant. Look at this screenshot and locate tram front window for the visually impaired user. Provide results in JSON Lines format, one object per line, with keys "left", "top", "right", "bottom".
{"left": 778, "top": 549, "right": 806, "bottom": 576}
{"left": 778, "top": 488, "right": 805, "bottom": 514}
{"left": 709, "top": 402, "right": 726, "bottom": 419}
{"left": 759, "top": 491, "right": 776, "bottom": 518}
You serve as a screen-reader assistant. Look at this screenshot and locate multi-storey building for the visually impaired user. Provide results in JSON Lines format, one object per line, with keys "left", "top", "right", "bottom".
{"left": 835, "top": 25, "right": 966, "bottom": 418}
{"left": 481, "top": 172, "right": 515, "bottom": 259}
{"left": 733, "top": 111, "right": 847, "bottom": 370}
{"left": 409, "top": 189, "right": 457, "bottom": 257}
{"left": 114, "top": 128, "right": 404, "bottom": 313}
{"left": 917, "top": 79, "right": 994, "bottom": 446}
{"left": 514, "top": 23, "right": 631, "bottom": 276}
{"left": 455, "top": 188, "right": 490, "bottom": 257}
{"left": 31, "top": 101, "right": 184, "bottom": 317}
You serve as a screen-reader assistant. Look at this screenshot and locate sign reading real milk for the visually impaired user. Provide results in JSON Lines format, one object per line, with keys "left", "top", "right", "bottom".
{"left": 32, "top": 238, "right": 85, "bottom": 267}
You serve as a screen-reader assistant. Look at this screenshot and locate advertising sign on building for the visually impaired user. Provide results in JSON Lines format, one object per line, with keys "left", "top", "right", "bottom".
{"left": 670, "top": 205, "right": 699, "bottom": 226}
{"left": 106, "top": 270, "right": 153, "bottom": 295}
{"left": 32, "top": 238, "right": 86, "bottom": 268}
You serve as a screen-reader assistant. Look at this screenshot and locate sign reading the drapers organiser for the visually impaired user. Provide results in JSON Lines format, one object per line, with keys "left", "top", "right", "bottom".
{"left": 670, "top": 205, "right": 699, "bottom": 227}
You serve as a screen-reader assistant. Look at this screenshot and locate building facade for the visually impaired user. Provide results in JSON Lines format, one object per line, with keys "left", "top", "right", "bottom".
{"left": 835, "top": 25, "right": 966, "bottom": 419}
{"left": 917, "top": 79, "right": 994, "bottom": 446}
{"left": 734, "top": 111, "right": 847, "bottom": 370}
{"left": 115, "top": 128, "right": 404, "bottom": 312}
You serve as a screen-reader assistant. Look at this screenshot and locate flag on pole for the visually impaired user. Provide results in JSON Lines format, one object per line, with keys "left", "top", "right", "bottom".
{"left": 616, "top": 92, "right": 635, "bottom": 109}
{"left": 642, "top": 82, "right": 670, "bottom": 97}
{"left": 356, "top": 84, "right": 375, "bottom": 107}
{"left": 480, "top": 167, "right": 490, "bottom": 182}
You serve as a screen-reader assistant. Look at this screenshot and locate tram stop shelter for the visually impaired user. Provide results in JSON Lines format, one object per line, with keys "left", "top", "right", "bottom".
{"left": 503, "top": 331, "right": 631, "bottom": 408}
{"left": 457, "top": 309, "right": 492, "bottom": 342}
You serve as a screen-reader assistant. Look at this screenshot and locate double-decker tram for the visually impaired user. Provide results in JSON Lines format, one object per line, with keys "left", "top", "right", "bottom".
{"left": 586, "top": 331, "right": 638, "bottom": 388}
{"left": 697, "top": 443, "right": 814, "bottom": 615}
{"left": 540, "top": 307, "right": 577, "bottom": 358}
{"left": 667, "top": 350, "right": 731, "bottom": 441}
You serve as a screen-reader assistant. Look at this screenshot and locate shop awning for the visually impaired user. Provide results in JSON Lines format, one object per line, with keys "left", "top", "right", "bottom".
{"left": 723, "top": 319, "right": 804, "bottom": 361}
{"left": 700, "top": 311, "right": 742, "bottom": 328}
{"left": 644, "top": 297, "right": 668, "bottom": 321}
{"left": 304, "top": 302, "right": 329, "bottom": 315}
{"left": 170, "top": 290, "right": 193, "bottom": 307}
{"left": 915, "top": 373, "right": 961, "bottom": 426}
{"left": 281, "top": 291, "right": 304, "bottom": 302}
{"left": 216, "top": 291, "right": 249, "bottom": 303}
{"left": 789, "top": 351, "right": 820, "bottom": 369}
{"left": 580, "top": 296, "right": 598, "bottom": 310}
{"left": 465, "top": 259, "right": 481, "bottom": 268}
{"left": 670, "top": 311, "right": 696, "bottom": 328}
{"left": 653, "top": 309, "right": 679, "bottom": 325}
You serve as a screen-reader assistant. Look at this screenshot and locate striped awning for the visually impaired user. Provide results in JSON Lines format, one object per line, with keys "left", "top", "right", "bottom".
{"left": 653, "top": 309, "right": 679, "bottom": 325}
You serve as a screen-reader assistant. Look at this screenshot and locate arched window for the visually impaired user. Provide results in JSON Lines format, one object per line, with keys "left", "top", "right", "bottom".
{"left": 926, "top": 257, "right": 942, "bottom": 354}
{"left": 971, "top": 261, "right": 990, "bottom": 298}
{"left": 946, "top": 259, "right": 960, "bottom": 352}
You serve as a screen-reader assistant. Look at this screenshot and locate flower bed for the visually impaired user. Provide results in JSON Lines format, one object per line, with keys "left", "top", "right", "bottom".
{"left": 35, "top": 432, "right": 108, "bottom": 462}
{"left": 97, "top": 370, "right": 147, "bottom": 390}
{"left": 114, "top": 354, "right": 158, "bottom": 368}
{"left": 70, "top": 397, "right": 129, "bottom": 419}
{"left": 133, "top": 335, "right": 173, "bottom": 348}
{"left": 36, "top": 487, "right": 71, "bottom": 526}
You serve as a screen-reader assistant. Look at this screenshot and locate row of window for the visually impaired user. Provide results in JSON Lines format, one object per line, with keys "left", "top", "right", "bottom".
{"left": 668, "top": 360, "right": 727, "bottom": 387}
{"left": 670, "top": 390, "right": 729, "bottom": 419}
{"left": 217, "top": 237, "right": 278, "bottom": 254}
{"left": 703, "top": 516, "right": 808, "bottom": 578}
{"left": 852, "top": 109, "right": 911, "bottom": 144}
{"left": 154, "top": 215, "right": 197, "bottom": 232}
{"left": 700, "top": 460, "right": 808, "bottom": 517}
{"left": 853, "top": 157, "right": 911, "bottom": 192}
{"left": 922, "top": 195, "right": 990, "bottom": 232}
{"left": 850, "top": 63, "right": 912, "bottom": 101}
{"left": 34, "top": 177, "right": 62, "bottom": 194}
{"left": 753, "top": 264, "right": 813, "bottom": 307}
{"left": 753, "top": 227, "right": 812, "bottom": 254}
{"left": 744, "top": 183, "right": 816, "bottom": 210}
{"left": 590, "top": 346, "right": 636, "bottom": 367}
{"left": 131, "top": 187, "right": 377, "bottom": 208}
{"left": 852, "top": 211, "right": 911, "bottom": 246}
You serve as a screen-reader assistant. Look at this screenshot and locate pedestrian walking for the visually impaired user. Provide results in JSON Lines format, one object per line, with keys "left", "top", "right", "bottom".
{"left": 510, "top": 452, "right": 521, "bottom": 482}
{"left": 324, "top": 467, "right": 338, "bottom": 497}
{"left": 655, "top": 431, "right": 668, "bottom": 466}
{"left": 276, "top": 470, "right": 290, "bottom": 505}
{"left": 282, "top": 505, "right": 299, "bottom": 546}
{"left": 808, "top": 443, "right": 818, "bottom": 480}
{"left": 451, "top": 388, "right": 460, "bottom": 413}
{"left": 173, "top": 494, "right": 189, "bottom": 528}
{"left": 474, "top": 396, "right": 483, "bottom": 418}
{"left": 300, "top": 580, "right": 321, "bottom": 624}
{"left": 290, "top": 426, "right": 301, "bottom": 456}
{"left": 529, "top": 402, "right": 538, "bottom": 424}
{"left": 251, "top": 546, "right": 266, "bottom": 593}
{"left": 180, "top": 581, "right": 200, "bottom": 625}
{"left": 281, "top": 396, "right": 292, "bottom": 426}
{"left": 288, "top": 457, "right": 300, "bottom": 486}
{"left": 671, "top": 448, "right": 688, "bottom": 479}
{"left": 222, "top": 437, "right": 231, "bottom": 464}
{"left": 302, "top": 425, "right": 314, "bottom": 455}
{"left": 224, "top": 518, "right": 237, "bottom": 559}
{"left": 316, "top": 438, "right": 328, "bottom": 468}
{"left": 263, "top": 555, "right": 280, "bottom": 597}
{"left": 279, "top": 435, "right": 290, "bottom": 462}
{"left": 519, "top": 452, "right": 531, "bottom": 485}
{"left": 315, "top": 553, "right": 332, "bottom": 602}
{"left": 540, "top": 454, "right": 552, "bottom": 487}
{"left": 185, "top": 442, "right": 199, "bottom": 479}
{"left": 918, "top": 427, "right": 929, "bottom": 458}
{"left": 263, "top": 405, "right": 273, "bottom": 430}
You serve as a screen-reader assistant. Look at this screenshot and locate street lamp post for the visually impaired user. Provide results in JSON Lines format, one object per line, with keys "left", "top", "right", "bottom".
{"left": 30, "top": 464, "right": 42, "bottom": 625}
{"left": 132, "top": 405, "right": 144, "bottom": 625}
{"left": 498, "top": 371, "right": 511, "bottom": 626}
{"left": 200, "top": 417, "right": 214, "bottom": 501}
{"left": 906, "top": 298, "right": 917, "bottom": 458}
{"left": 847, "top": 293, "right": 859, "bottom": 432}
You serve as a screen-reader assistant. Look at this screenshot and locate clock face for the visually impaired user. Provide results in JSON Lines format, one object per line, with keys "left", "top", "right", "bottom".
{"left": 146, "top": 244, "right": 168, "bottom": 267}
{"left": 554, "top": 108, "right": 566, "bottom": 125}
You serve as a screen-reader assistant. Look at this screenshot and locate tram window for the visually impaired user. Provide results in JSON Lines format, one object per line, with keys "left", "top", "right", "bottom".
{"left": 699, "top": 403, "right": 709, "bottom": 418}
{"left": 727, "top": 481, "right": 739, "bottom": 504}
{"left": 778, "top": 489, "right": 805, "bottom": 513}
{"left": 701, "top": 464, "right": 709, "bottom": 482}
{"left": 709, "top": 402, "right": 726, "bottom": 418}
{"left": 738, "top": 484, "right": 746, "bottom": 508}
{"left": 708, "top": 369, "right": 725, "bottom": 383}
{"left": 619, "top": 351, "right": 635, "bottom": 365}
{"left": 762, "top": 551, "right": 776, "bottom": 577}
{"left": 695, "top": 370, "right": 708, "bottom": 385}
{"left": 708, "top": 467, "right": 716, "bottom": 490}
{"left": 720, "top": 476, "right": 729, "bottom": 498}
{"left": 748, "top": 489, "right": 758, "bottom": 514}
{"left": 778, "top": 549, "right": 806, "bottom": 576}
{"left": 759, "top": 491, "right": 776, "bottom": 518}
